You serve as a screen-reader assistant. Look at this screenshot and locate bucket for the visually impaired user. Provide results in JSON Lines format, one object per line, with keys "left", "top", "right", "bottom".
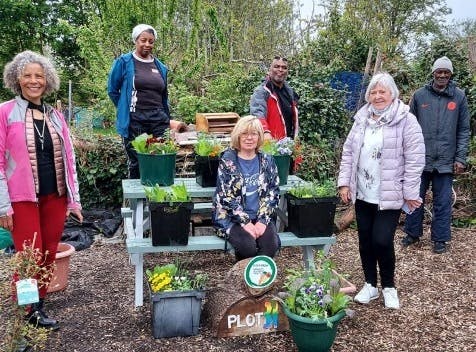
{"left": 149, "top": 202, "right": 193, "bottom": 246}
{"left": 273, "top": 155, "right": 291, "bottom": 186}
{"left": 195, "top": 155, "right": 219, "bottom": 187}
{"left": 47, "top": 242, "right": 75, "bottom": 293}
{"left": 137, "top": 152, "right": 176, "bottom": 186}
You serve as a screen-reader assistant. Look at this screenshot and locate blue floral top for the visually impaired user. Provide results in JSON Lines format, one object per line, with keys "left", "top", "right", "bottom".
{"left": 212, "top": 148, "right": 280, "bottom": 237}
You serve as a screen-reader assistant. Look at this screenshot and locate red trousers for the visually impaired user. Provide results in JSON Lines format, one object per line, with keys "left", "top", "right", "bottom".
{"left": 12, "top": 194, "right": 67, "bottom": 298}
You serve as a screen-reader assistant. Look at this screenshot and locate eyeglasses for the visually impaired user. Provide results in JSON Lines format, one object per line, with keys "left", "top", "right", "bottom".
{"left": 240, "top": 131, "right": 260, "bottom": 138}
{"left": 274, "top": 56, "right": 288, "bottom": 62}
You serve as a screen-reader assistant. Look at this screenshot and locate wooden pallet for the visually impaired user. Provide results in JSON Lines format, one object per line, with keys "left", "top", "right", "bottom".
{"left": 195, "top": 112, "right": 239, "bottom": 134}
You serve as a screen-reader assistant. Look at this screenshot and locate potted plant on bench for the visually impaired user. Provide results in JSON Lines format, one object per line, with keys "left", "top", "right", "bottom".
{"left": 194, "top": 132, "right": 224, "bottom": 187}
{"left": 277, "top": 251, "right": 354, "bottom": 352}
{"left": 286, "top": 179, "right": 338, "bottom": 237}
{"left": 132, "top": 130, "right": 179, "bottom": 186}
{"left": 146, "top": 260, "right": 208, "bottom": 338}
{"left": 145, "top": 183, "right": 193, "bottom": 246}
{"left": 261, "top": 137, "right": 298, "bottom": 185}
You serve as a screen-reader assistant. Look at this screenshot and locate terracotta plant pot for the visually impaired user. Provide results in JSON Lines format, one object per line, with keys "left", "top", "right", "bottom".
{"left": 47, "top": 242, "right": 75, "bottom": 293}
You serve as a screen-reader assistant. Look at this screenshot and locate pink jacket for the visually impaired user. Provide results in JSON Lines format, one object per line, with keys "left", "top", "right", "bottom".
{"left": 0, "top": 97, "right": 81, "bottom": 216}
{"left": 338, "top": 100, "right": 425, "bottom": 210}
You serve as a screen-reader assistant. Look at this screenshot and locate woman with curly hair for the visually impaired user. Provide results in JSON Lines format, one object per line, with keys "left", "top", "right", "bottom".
{"left": 1, "top": 50, "right": 83, "bottom": 330}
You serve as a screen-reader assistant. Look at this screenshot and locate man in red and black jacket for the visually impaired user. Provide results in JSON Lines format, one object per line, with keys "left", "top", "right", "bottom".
{"left": 250, "top": 56, "right": 299, "bottom": 141}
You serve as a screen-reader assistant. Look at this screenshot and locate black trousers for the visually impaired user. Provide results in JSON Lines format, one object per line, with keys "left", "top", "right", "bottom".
{"left": 122, "top": 109, "right": 169, "bottom": 179}
{"left": 227, "top": 221, "right": 280, "bottom": 260}
{"left": 355, "top": 199, "right": 401, "bottom": 288}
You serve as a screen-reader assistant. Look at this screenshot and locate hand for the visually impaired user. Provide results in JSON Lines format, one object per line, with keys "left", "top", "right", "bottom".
{"left": 454, "top": 161, "right": 465, "bottom": 175}
{"left": 339, "top": 186, "right": 351, "bottom": 204}
{"left": 242, "top": 222, "right": 257, "bottom": 238}
{"left": 254, "top": 222, "right": 267, "bottom": 238}
{"left": 263, "top": 132, "right": 273, "bottom": 141}
{"left": 66, "top": 209, "right": 83, "bottom": 223}
{"left": 0, "top": 214, "right": 13, "bottom": 232}
{"left": 405, "top": 199, "right": 422, "bottom": 212}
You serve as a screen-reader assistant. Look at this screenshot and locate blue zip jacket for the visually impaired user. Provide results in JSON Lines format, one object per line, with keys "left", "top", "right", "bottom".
{"left": 107, "top": 52, "right": 170, "bottom": 138}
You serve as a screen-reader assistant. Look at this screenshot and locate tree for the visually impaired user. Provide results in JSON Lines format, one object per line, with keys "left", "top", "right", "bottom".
{"left": 0, "top": 0, "right": 51, "bottom": 98}
{"left": 342, "top": 0, "right": 450, "bottom": 56}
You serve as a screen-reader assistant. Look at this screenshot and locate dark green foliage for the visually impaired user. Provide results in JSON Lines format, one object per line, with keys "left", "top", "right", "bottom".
{"left": 296, "top": 141, "right": 343, "bottom": 182}
{"left": 74, "top": 133, "right": 127, "bottom": 209}
{"left": 291, "top": 78, "right": 351, "bottom": 146}
{"left": 171, "top": 63, "right": 263, "bottom": 123}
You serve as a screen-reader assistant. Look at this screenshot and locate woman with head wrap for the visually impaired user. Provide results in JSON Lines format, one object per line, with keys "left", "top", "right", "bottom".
{"left": 1, "top": 50, "right": 83, "bottom": 330}
{"left": 107, "top": 24, "right": 171, "bottom": 178}
{"left": 337, "top": 72, "right": 425, "bottom": 309}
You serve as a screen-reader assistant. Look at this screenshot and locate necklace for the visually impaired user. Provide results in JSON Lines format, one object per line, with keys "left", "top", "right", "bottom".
{"left": 32, "top": 108, "right": 46, "bottom": 150}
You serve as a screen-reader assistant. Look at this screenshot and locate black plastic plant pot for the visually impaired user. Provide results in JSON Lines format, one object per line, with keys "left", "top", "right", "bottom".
{"left": 195, "top": 155, "right": 219, "bottom": 187}
{"left": 285, "top": 194, "right": 338, "bottom": 237}
{"left": 150, "top": 289, "right": 206, "bottom": 338}
{"left": 149, "top": 201, "right": 193, "bottom": 246}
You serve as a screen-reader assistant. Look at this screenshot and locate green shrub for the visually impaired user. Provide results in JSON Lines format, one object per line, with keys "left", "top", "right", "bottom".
{"left": 73, "top": 132, "right": 127, "bottom": 209}
{"left": 296, "top": 141, "right": 343, "bottom": 182}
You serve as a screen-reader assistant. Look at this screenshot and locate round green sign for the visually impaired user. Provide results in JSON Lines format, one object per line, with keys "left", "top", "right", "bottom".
{"left": 244, "top": 255, "right": 277, "bottom": 289}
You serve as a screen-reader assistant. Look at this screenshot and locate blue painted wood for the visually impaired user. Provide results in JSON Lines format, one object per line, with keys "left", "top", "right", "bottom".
{"left": 122, "top": 175, "right": 308, "bottom": 200}
{"left": 126, "top": 232, "right": 336, "bottom": 254}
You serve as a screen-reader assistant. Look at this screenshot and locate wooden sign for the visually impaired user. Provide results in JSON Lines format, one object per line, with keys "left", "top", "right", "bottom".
{"left": 204, "top": 257, "right": 290, "bottom": 337}
{"left": 211, "top": 293, "right": 289, "bottom": 337}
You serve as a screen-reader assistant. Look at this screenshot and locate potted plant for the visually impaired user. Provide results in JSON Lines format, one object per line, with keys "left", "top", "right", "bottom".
{"left": 144, "top": 183, "right": 193, "bottom": 246}
{"left": 1, "top": 236, "right": 52, "bottom": 352}
{"left": 286, "top": 179, "right": 338, "bottom": 237}
{"left": 277, "top": 251, "right": 354, "bottom": 352}
{"left": 193, "top": 133, "right": 224, "bottom": 187}
{"left": 146, "top": 261, "right": 208, "bottom": 338}
{"left": 261, "top": 137, "right": 298, "bottom": 185}
{"left": 47, "top": 242, "right": 75, "bottom": 293}
{"left": 131, "top": 130, "right": 179, "bottom": 186}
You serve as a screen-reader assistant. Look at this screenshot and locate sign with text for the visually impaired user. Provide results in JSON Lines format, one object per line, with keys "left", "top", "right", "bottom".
{"left": 244, "top": 256, "right": 277, "bottom": 289}
{"left": 216, "top": 295, "right": 289, "bottom": 337}
{"left": 16, "top": 278, "right": 39, "bottom": 305}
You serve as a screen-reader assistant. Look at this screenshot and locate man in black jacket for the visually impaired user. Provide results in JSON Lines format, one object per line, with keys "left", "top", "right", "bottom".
{"left": 402, "top": 56, "right": 470, "bottom": 254}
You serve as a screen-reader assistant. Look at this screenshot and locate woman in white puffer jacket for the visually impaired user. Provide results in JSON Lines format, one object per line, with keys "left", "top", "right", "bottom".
{"left": 338, "top": 72, "right": 425, "bottom": 309}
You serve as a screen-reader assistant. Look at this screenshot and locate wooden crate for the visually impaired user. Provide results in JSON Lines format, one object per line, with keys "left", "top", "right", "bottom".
{"left": 195, "top": 112, "right": 239, "bottom": 134}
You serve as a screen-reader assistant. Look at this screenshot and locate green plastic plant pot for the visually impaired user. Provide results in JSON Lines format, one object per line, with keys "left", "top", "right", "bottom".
{"left": 137, "top": 152, "right": 176, "bottom": 186}
{"left": 273, "top": 154, "right": 291, "bottom": 186}
{"left": 283, "top": 306, "right": 346, "bottom": 352}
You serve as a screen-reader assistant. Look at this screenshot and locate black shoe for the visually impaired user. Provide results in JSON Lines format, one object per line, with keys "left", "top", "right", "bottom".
{"left": 26, "top": 301, "right": 60, "bottom": 331}
{"left": 433, "top": 241, "right": 447, "bottom": 254}
{"left": 401, "top": 234, "right": 419, "bottom": 247}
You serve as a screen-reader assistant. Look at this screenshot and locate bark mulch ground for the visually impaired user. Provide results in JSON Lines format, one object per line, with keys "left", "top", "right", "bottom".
{"left": 1, "top": 224, "right": 475, "bottom": 352}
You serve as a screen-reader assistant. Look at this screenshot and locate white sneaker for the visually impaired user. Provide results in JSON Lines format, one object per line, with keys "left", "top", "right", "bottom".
{"left": 354, "top": 283, "right": 379, "bottom": 304}
{"left": 383, "top": 287, "right": 400, "bottom": 309}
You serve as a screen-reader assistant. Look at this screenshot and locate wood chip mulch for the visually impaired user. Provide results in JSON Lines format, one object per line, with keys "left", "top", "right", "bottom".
{"left": 1, "top": 224, "right": 475, "bottom": 352}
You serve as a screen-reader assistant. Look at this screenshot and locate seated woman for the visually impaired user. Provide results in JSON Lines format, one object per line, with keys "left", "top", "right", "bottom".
{"left": 213, "top": 115, "right": 280, "bottom": 260}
